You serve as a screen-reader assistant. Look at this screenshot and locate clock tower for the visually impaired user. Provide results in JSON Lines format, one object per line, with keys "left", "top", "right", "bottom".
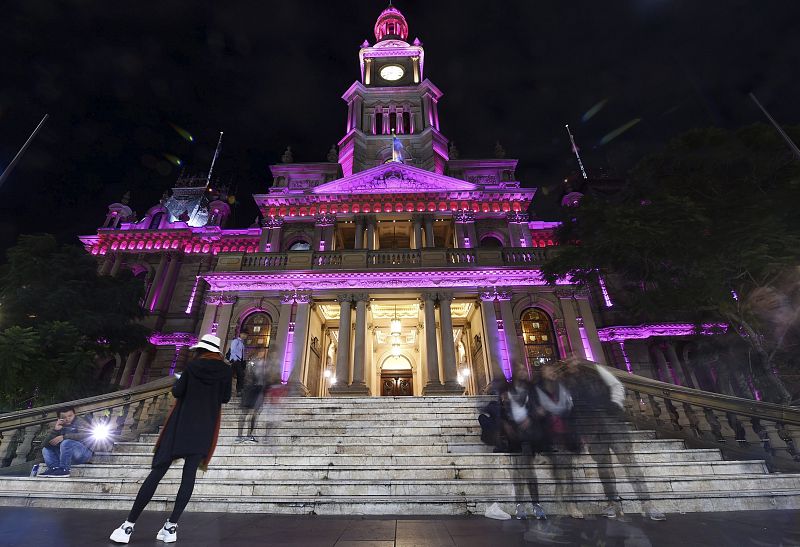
{"left": 338, "top": 5, "right": 449, "bottom": 176}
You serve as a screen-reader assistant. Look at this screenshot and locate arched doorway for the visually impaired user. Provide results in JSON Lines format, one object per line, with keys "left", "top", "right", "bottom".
{"left": 520, "top": 308, "right": 558, "bottom": 368}
{"left": 240, "top": 312, "right": 272, "bottom": 361}
{"left": 379, "top": 354, "right": 413, "bottom": 396}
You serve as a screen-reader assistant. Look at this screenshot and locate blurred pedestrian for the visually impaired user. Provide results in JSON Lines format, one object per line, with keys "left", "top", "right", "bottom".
{"left": 237, "top": 358, "right": 267, "bottom": 443}
{"left": 228, "top": 330, "right": 248, "bottom": 396}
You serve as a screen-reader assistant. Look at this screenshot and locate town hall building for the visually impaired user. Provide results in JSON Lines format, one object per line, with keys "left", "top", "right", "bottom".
{"left": 80, "top": 6, "right": 708, "bottom": 397}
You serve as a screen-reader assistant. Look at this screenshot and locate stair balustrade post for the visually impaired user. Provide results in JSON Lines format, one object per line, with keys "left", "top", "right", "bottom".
{"left": 9, "top": 425, "right": 37, "bottom": 467}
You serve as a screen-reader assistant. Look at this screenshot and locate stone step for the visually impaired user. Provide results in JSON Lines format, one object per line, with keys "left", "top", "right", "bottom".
{"left": 10, "top": 474, "right": 800, "bottom": 498}
{"left": 90, "top": 448, "right": 725, "bottom": 467}
{"left": 111, "top": 438, "right": 683, "bottom": 456}
{"left": 70, "top": 460, "right": 767, "bottom": 481}
{"left": 2, "top": 488, "right": 798, "bottom": 515}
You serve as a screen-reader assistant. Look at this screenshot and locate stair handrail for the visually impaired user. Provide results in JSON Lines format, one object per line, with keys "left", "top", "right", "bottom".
{"left": 0, "top": 376, "right": 174, "bottom": 472}
{"left": 577, "top": 360, "right": 800, "bottom": 470}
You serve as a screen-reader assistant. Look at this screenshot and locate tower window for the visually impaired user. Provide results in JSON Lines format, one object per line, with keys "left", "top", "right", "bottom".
{"left": 376, "top": 112, "right": 384, "bottom": 135}
{"left": 389, "top": 112, "right": 397, "bottom": 133}
{"left": 402, "top": 112, "right": 411, "bottom": 134}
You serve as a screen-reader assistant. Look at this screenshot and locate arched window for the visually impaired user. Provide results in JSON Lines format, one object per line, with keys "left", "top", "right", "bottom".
{"left": 241, "top": 312, "right": 272, "bottom": 361}
{"left": 521, "top": 308, "right": 558, "bottom": 367}
{"left": 149, "top": 212, "right": 164, "bottom": 230}
{"left": 288, "top": 240, "right": 311, "bottom": 251}
{"left": 480, "top": 235, "right": 503, "bottom": 248}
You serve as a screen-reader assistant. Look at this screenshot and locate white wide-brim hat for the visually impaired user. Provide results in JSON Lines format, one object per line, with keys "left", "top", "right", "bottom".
{"left": 189, "top": 334, "right": 223, "bottom": 355}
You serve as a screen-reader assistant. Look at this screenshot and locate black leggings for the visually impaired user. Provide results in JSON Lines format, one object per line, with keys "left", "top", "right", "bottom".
{"left": 128, "top": 455, "right": 204, "bottom": 523}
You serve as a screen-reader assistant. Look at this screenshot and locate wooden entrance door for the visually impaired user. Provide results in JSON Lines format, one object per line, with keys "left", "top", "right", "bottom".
{"left": 380, "top": 370, "right": 413, "bottom": 396}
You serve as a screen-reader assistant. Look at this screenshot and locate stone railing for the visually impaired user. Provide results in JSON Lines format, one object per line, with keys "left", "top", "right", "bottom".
{"left": 232, "top": 247, "right": 551, "bottom": 272}
{"left": 580, "top": 362, "right": 800, "bottom": 471}
{"left": 0, "top": 377, "right": 174, "bottom": 474}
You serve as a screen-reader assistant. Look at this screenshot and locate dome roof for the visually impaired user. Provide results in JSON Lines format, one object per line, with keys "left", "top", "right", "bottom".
{"left": 374, "top": 6, "right": 409, "bottom": 41}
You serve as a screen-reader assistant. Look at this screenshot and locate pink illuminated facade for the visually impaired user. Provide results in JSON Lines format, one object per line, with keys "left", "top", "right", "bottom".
{"left": 80, "top": 6, "right": 710, "bottom": 395}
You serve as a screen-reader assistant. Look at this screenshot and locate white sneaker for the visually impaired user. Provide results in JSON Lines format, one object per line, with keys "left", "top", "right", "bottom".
{"left": 484, "top": 502, "right": 511, "bottom": 520}
{"left": 156, "top": 521, "right": 178, "bottom": 543}
{"left": 109, "top": 522, "right": 134, "bottom": 544}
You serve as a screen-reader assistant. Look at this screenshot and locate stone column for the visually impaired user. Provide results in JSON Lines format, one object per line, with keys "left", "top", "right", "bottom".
{"left": 497, "top": 290, "right": 524, "bottom": 377}
{"left": 348, "top": 294, "right": 371, "bottom": 395}
{"left": 329, "top": 294, "right": 355, "bottom": 396}
{"left": 99, "top": 254, "right": 114, "bottom": 276}
{"left": 118, "top": 351, "right": 139, "bottom": 387}
{"left": 479, "top": 294, "right": 505, "bottom": 381}
{"left": 145, "top": 254, "right": 168, "bottom": 310}
{"left": 154, "top": 253, "right": 181, "bottom": 312}
{"left": 437, "top": 292, "right": 463, "bottom": 393}
{"left": 652, "top": 344, "right": 672, "bottom": 384}
{"left": 131, "top": 348, "right": 152, "bottom": 386}
{"left": 366, "top": 217, "right": 376, "bottom": 250}
{"left": 575, "top": 296, "right": 606, "bottom": 364}
{"left": 421, "top": 292, "right": 441, "bottom": 391}
{"left": 109, "top": 253, "right": 123, "bottom": 276}
{"left": 412, "top": 214, "right": 424, "bottom": 249}
{"left": 266, "top": 293, "right": 294, "bottom": 379}
{"left": 506, "top": 212, "right": 529, "bottom": 248}
{"left": 354, "top": 215, "right": 365, "bottom": 249}
{"left": 313, "top": 213, "right": 336, "bottom": 252}
{"left": 268, "top": 217, "right": 284, "bottom": 253}
{"left": 665, "top": 342, "right": 690, "bottom": 386}
{"left": 258, "top": 219, "right": 270, "bottom": 252}
{"left": 287, "top": 293, "right": 312, "bottom": 395}
{"left": 557, "top": 290, "right": 585, "bottom": 359}
{"left": 423, "top": 215, "right": 435, "bottom": 248}
{"left": 453, "top": 211, "right": 475, "bottom": 248}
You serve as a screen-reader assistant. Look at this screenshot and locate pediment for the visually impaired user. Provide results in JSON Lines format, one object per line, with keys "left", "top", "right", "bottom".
{"left": 313, "top": 163, "right": 477, "bottom": 195}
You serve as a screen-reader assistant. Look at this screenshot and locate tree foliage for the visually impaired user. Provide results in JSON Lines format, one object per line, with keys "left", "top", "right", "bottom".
{"left": 0, "top": 234, "right": 149, "bottom": 410}
{"left": 542, "top": 124, "right": 800, "bottom": 402}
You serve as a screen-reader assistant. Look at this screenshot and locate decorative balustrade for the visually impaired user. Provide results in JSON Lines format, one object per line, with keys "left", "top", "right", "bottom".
{"left": 447, "top": 249, "right": 476, "bottom": 264}
{"left": 0, "top": 377, "right": 174, "bottom": 474}
{"left": 241, "top": 253, "right": 289, "bottom": 270}
{"left": 502, "top": 248, "right": 549, "bottom": 264}
{"left": 580, "top": 361, "right": 800, "bottom": 471}
{"left": 368, "top": 249, "right": 421, "bottom": 266}
{"left": 233, "top": 247, "right": 550, "bottom": 272}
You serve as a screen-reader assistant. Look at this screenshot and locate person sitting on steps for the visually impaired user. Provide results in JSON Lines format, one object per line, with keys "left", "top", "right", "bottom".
{"left": 39, "top": 406, "right": 93, "bottom": 478}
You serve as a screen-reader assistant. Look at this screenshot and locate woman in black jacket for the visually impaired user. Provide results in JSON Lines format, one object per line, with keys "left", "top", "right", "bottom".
{"left": 110, "top": 334, "right": 232, "bottom": 544}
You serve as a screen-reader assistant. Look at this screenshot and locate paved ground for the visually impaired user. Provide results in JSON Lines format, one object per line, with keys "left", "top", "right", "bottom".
{"left": 0, "top": 507, "right": 798, "bottom": 546}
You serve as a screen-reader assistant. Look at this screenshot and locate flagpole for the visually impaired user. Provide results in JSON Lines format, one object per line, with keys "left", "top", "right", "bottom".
{"left": 206, "top": 131, "right": 224, "bottom": 188}
{"left": 0, "top": 114, "right": 49, "bottom": 189}
{"left": 749, "top": 93, "right": 800, "bottom": 161}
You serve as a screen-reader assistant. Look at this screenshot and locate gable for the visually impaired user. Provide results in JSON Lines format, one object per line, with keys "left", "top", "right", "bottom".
{"left": 313, "top": 163, "right": 477, "bottom": 195}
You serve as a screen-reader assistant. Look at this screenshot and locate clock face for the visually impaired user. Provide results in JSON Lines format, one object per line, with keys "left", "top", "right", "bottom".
{"left": 379, "top": 64, "right": 405, "bottom": 82}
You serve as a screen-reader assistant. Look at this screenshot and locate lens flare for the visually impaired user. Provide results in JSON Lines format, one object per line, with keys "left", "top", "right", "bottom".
{"left": 600, "top": 118, "right": 642, "bottom": 145}
{"left": 92, "top": 422, "right": 112, "bottom": 441}
{"left": 162, "top": 153, "right": 182, "bottom": 166}
{"left": 581, "top": 98, "right": 609, "bottom": 122}
{"left": 168, "top": 122, "right": 194, "bottom": 142}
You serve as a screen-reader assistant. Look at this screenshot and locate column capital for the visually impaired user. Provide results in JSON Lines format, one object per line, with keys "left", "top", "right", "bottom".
{"left": 204, "top": 292, "right": 237, "bottom": 306}
{"left": 352, "top": 293, "right": 370, "bottom": 303}
{"left": 555, "top": 288, "right": 575, "bottom": 299}
{"left": 420, "top": 290, "right": 438, "bottom": 302}
{"left": 336, "top": 293, "right": 352, "bottom": 304}
{"left": 506, "top": 211, "right": 529, "bottom": 223}
{"left": 265, "top": 216, "right": 285, "bottom": 228}
{"left": 436, "top": 291, "right": 455, "bottom": 303}
{"left": 280, "top": 290, "right": 313, "bottom": 304}
{"left": 479, "top": 286, "right": 512, "bottom": 301}
{"left": 314, "top": 213, "right": 337, "bottom": 227}
{"left": 453, "top": 211, "right": 475, "bottom": 223}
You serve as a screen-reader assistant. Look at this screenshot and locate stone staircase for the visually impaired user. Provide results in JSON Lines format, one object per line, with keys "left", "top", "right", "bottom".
{"left": 1, "top": 396, "right": 799, "bottom": 515}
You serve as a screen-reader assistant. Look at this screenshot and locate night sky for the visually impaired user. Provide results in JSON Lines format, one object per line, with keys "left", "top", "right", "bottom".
{"left": 2, "top": 1, "right": 798, "bottom": 252}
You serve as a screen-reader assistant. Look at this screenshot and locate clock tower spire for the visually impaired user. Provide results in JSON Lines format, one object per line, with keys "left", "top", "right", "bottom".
{"left": 337, "top": 4, "right": 449, "bottom": 176}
